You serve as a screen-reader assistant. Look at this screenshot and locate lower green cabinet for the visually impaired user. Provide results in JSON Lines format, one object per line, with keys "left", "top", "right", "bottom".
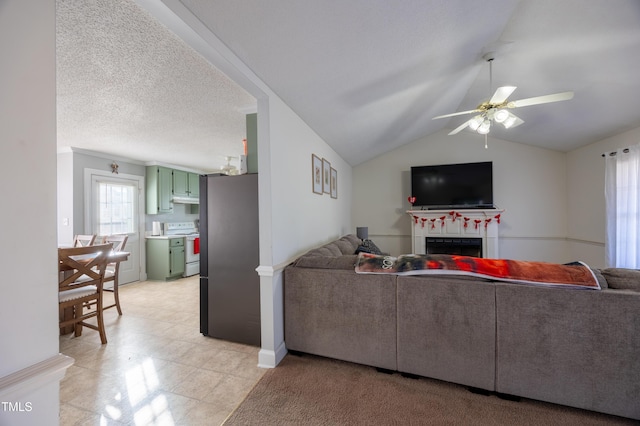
{"left": 146, "top": 237, "right": 185, "bottom": 280}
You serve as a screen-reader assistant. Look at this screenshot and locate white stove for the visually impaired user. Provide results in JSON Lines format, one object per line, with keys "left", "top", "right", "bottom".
{"left": 164, "top": 222, "right": 200, "bottom": 277}
{"left": 164, "top": 222, "right": 198, "bottom": 236}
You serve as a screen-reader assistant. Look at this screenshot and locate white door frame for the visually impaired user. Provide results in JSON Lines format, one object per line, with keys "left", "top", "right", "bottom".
{"left": 84, "top": 168, "right": 147, "bottom": 282}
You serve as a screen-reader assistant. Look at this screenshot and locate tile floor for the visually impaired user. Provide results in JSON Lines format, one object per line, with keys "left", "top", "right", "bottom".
{"left": 59, "top": 275, "right": 266, "bottom": 425}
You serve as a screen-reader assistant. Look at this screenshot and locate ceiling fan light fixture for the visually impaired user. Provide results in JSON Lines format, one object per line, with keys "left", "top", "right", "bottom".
{"left": 468, "top": 115, "right": 483, "bottom": 131}
{"left": 433, "top": 53, "right": 574, "bottom": 140}
{"left": 494, "top": 109, "right": 510, "bottom": 123}
{"left": 502, "top": 114, "right": 517, "bottom": 128}
{"left": 477, "top": 119, "right": 491, "bottom": 135}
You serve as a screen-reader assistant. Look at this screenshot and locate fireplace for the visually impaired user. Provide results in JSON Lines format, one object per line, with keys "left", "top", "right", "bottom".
{"left": 426, "top": 237, "right": 482, "bottom": 257}
{"left": 408, "top": 208, "right": 503, "bottom": 259}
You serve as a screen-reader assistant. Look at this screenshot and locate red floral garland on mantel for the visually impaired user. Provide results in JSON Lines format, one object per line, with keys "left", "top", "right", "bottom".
{"left": 411, "top": 210, "right": 502, "bottom": 230}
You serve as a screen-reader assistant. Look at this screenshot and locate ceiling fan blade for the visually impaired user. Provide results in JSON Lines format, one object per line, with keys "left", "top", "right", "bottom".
{"left": 433, "top": 109, "right": 481, "bottom": 120}
{"left": 448, "top": 120, "right": 472, "bottom": 135}
{"left": 509, "top": 91, "right": 574, "bottom": 108}
{"left": 489, "top": 86, "right": 517, "bottom": 104}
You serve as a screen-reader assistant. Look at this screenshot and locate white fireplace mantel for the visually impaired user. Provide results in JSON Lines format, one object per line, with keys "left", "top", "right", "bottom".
{"left": 407, "top": 209, "right": 504, "bottom": 258}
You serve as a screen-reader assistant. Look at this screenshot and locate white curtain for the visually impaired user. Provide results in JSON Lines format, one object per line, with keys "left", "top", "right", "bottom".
{"left": 605, "top": 144, "right": 640, "bottom": 268}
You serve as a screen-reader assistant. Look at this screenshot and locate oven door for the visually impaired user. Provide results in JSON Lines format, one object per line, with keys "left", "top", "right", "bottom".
{"left": 184, "top": 236, "right": 200, "bottom": 277}
{"left": 185, "top": 236, "right": 200, "bottom": 263}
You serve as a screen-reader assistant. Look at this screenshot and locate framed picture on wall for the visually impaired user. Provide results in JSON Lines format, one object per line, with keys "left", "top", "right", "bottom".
{"left": 330, "top": 167, "right": 337, "bottom": 199}
{"left": 323, "top": 158, "right": 331, "bottom": 194}
{"left": 312, "top": 154, "right": 323, "bottom": 194}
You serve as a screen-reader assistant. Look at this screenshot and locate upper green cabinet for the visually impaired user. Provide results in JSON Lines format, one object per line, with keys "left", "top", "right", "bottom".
{"left": 146, "top": 166, "right": 173, "bottom": 214}
{"left": 172, "top": 170, "right": 189, "bottom": 197}
{"left": 147, "top": 167, "right": 200, "bottom": 214}
{"left": 188, "top": 172, "right": 199, "bottom": 198}
{"left": 173, "top": 170, "right": 199, "bottom": 198}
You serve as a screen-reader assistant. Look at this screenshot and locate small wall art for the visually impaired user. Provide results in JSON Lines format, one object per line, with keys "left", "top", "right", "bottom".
{"left": 312, "top": 154, "right": 323, "bottom": 194}
{"left": 330, "top": 167, "right": 337, "bottom": 199}
{"left": 323, "top": 158, "right": 331, "bottom": 194}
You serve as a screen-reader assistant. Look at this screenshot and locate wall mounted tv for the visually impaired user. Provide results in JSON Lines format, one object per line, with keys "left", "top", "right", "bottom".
{"left": 410, "top": 161, "right": 494, "bottom": 209}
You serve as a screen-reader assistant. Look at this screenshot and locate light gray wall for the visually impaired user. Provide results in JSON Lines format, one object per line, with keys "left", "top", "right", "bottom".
{"left": 72, "top": 151, "right": 146, "bottom": 236}
{"left": 57, "top": 150, "right": 148, "bottom": 246}
{"left": 353, "top": 129, "right": 569, "bottom": 263}
{"left": 354, "top": 124, "right": 640, "bottom": 269}
{"left": 0, "top": 0, "right": 61, "bottom": 424}
{"left": 57, "top": 151, "right": 74, "bottom": 245}
{"left": 566, "top": 126, "right": 640, "bottom": 268}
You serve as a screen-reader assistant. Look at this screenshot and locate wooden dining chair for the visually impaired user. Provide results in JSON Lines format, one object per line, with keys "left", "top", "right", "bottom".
{"left": 58, "top": 244, "right": 111, "bottom": 344}
{"left": 99, "top": 234, "right": 128, "bottom": 315}
{"left": 73, "top": 234, "right": 96, "bottom": 247}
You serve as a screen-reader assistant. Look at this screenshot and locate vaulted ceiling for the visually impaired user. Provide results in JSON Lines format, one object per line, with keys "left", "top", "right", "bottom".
{"left": 57, "top": 0, "right": 640, "bottom": 171}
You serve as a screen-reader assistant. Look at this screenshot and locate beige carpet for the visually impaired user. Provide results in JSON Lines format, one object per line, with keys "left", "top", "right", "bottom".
{"left": 224, "top": 353, "right": 636, "bottom": 426}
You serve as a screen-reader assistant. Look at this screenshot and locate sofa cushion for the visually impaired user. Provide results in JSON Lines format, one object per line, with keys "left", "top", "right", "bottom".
{"left": 340, "top": 234, "right": 362, "bottom": 251}
{"left": 334, "top": 238, "right": 357, "bottom": 255}
{"left": 305, "top": 247, "right": 334, "bottom": 257}
{"left": 284, "top": 267, "right": 398, "bottom": 370}
{"left": 294, "top": 254, "right": 358, "bottom": 270}
{"left": 325, "top": 243, "right": 343, "bottom": 256}
{"left": 601, "top": 268, "right": 640, "bottom": 291}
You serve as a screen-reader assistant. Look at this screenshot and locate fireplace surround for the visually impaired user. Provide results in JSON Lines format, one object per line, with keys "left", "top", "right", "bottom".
{"left": 408, "top": 209, "right": 504, "bottom": 258}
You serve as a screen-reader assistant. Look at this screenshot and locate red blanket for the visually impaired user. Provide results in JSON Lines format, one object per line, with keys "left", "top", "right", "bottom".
{"left": 355, "top": 253, "right": 600, "bottom": 290}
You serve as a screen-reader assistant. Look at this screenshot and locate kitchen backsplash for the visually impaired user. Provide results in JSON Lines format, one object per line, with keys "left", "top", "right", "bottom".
{"left": 145, "top": 203, "right": 199, "bottom": 234}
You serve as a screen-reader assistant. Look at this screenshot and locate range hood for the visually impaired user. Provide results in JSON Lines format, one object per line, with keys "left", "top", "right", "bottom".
{"left": 172, "top": 196, "right": 199, "bottom": 205}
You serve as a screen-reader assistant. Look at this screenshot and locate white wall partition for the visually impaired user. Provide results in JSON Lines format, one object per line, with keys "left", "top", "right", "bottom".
{"left": 136, "top": 0, "right": 353, "bottom": 368}
{"left": 0, "top": 1, "right": 68, "bottom": 425}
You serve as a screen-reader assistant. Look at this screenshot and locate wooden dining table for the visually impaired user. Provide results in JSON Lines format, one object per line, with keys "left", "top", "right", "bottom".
{"left": 58, "top": 249, "right": 130, "bottom": 270}
{"left": 58, "top": 248, "right": 130, "bottom": 335}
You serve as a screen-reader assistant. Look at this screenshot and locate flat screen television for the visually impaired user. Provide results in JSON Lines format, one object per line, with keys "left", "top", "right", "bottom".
{"left": 410, "top": 161, "right": 494, "bottom": 209}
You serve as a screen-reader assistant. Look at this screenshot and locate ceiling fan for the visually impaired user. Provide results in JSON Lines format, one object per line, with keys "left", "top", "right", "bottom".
{"left": 433, "top": 53, "right": 574, "bottom": 145}
{"left": 218, "top": 156, "right": 239, "bottom": 175}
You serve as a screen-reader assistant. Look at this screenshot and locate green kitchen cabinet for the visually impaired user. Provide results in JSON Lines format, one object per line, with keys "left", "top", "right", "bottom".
{"left": 172, "top": 169, "right": 189, "bottom": 197}
{"left": 188, "top": 172, "right": 199, "bottom": 198}
{"left": 173, "top": 170, "right": 199, "bottom": 199}
{"left": 146, "top": 166, "right": 173, "bottom": 214}
{"left": 146, "top": 237, "right": 185, "bottom": 280}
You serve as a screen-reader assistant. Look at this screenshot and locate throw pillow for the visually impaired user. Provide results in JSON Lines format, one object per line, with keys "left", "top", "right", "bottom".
{"left": 591, "top": 268, "right": 608, "bottom": 289}
{"left": 355, "top": 239, "right": 385, "bottom": 255}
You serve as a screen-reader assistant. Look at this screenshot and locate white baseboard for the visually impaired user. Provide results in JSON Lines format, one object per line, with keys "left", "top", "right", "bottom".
{"left": 0, "top": 354, "right": 74, "bottom": 401}
{"left": 257, "top": 341, "right": 287, "bottom": 369}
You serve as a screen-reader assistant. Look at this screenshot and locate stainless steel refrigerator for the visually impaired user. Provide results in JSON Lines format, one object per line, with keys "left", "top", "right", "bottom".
{"left": 199, "top": 173, "right": 261, "bottom": 346}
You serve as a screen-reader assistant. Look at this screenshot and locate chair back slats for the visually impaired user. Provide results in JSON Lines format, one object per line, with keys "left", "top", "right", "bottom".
{"left": 99, "top": 234, "right": 128, "bottom": 252}
{"left": 73, "top": 234, "right": 97, "bottom": 247}
{"left": 59, "top": 244, "right": 111, "bottom": 291}
{"left": 58, "top": 243, "right": 112, "bottom": 344}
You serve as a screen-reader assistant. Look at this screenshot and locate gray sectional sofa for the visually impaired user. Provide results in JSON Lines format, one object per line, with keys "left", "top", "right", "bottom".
{"left": 283, "top": 234, "right": 640, "bottom": 420}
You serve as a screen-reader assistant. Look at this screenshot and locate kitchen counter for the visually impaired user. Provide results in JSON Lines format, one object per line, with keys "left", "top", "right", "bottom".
{"left": 146, "top": 235, "right": 182, "bottom": 240}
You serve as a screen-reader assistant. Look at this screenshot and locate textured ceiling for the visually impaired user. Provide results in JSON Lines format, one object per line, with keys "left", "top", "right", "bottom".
{"left": 57, "top": 0, "right": 640, "bottom": 170}
{"left": 56, "top": 0, "right": 256, "bottom": 173}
